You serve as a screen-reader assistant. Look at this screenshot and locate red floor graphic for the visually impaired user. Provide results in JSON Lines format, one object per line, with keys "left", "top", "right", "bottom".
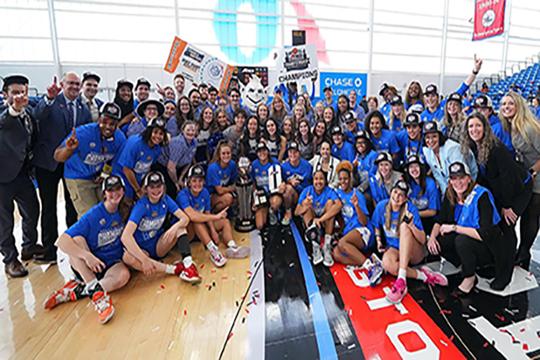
{"left": 331, "top": 263, "right": 465, "bottom": 359}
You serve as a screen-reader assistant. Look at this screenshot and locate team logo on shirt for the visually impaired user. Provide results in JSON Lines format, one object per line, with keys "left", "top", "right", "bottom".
{"left": 152, "top": 211, "right": 158, "bottom": 217}
{"left": 342, "top": 204, "right": 354, "bottom": 219}
{"left": 84, "top": 152, "right": 114, "bottom": 166}
{"left": 90, "top": 142, "right": 96, "bottom": 148}
{"left": 97, "top": 225, "right": 124, "bottom": 248}
{"left": 99, "top": 218, "right": 106, "bottom": 226}
{"left": 139, "top": 215, "right": 166, "bottom": 233}
{"left": 134, "top": 160, "right": 152, "bottom": 174}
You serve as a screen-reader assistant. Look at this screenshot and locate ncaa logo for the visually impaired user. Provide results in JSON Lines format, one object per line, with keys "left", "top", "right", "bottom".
{"left": 482, "top": 9, "right": 495, "bottom": 27}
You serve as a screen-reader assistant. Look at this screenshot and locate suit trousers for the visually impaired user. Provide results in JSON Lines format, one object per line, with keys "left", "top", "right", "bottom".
{"left": 35, "top": 164, "right": 77, "bottom": 258}
{"left": 0, "top": 172, "right": 39, "bottom": 264}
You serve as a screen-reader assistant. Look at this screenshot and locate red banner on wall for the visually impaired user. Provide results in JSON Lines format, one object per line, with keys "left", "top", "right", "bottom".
{"left": 473, "top": 0, "right": 506, "bottom": 41}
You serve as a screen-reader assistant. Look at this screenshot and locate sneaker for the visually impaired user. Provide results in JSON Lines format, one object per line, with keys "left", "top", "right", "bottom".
{"left": 44, "top": 279, "right": 85, "bottom": 310}
{"left": 209, "top": 250, "right": 227, "bottom": 267}
{"left": 180, "top": 264, "right": 202, "bottom": 284}
{"left": 225, "top": 246, "right": 250, "bottom": 259}
{"left": 367, "top": 256, "right": 383, "bottom": 287}
{"left": 173, "top": 262, "right": 185, "bottom": 276}
{"left": 312, "top": 241, "right": 323, "bottom": 265}
{"left": 420, "top": 266, "right": 448, "bottom": 286}
{"left": 322, "top": 243, "right": 334, "bottom": 267}
{"left": 91, "top": 290, "right": 115, "bottom": 324}
{"left": 386, "top": 278, "right": 407, "bottom": 304}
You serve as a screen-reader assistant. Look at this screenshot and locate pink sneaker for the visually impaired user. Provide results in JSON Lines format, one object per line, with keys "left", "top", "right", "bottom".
{"left": 421, "top": 266, "right": 448, "bottom": 286}
{"left": 386, "top": 278, "right": 407, "bottom": 304}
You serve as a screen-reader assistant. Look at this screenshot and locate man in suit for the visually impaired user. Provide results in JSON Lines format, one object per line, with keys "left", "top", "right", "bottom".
{"left": 0, "top": 75, "right": 42, "bottom": 277}
{"left": 33, "top": 72, "right": 91, "bottom": 263}
{"left": 80, "top": 72, "right": 104, "bottom": 122}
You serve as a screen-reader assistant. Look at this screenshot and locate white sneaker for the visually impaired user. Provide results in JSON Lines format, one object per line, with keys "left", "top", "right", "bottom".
{"left": 225, "top": 245, "right": 250, "bottom": 259}
{"left": 209, "top": 250, "right": 227, "bottom": 267}
{"left": 312, "top": 241, "right": 323, "bottom": 265}
{"left": 322, "top": 243, "right": 334, "bottom": 267}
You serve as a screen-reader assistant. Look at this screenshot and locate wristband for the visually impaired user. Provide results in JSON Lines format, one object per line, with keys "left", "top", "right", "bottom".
{"left": 472, "top": 69, "right": 479, "bottom": 75}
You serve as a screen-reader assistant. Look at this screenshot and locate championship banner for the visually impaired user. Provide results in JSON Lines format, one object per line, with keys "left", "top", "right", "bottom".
{"left": 270, "top": 44, "right": 320, "bottom": 98}
{"left": 472, "top": 0, "right": 506, "bottom": 41}
{"left": 164, "top": 36, "right": 235, "bottom": 94}
{"left": 233, "top": 66, "right": 269, "bottom": 113}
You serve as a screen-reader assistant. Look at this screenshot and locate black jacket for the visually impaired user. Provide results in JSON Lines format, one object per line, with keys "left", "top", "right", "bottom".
{"left": 476, "top": 142, "right": 530, "bottom": 210}
{"left": 0, "top": 106, "right": 38, "bottom": 183}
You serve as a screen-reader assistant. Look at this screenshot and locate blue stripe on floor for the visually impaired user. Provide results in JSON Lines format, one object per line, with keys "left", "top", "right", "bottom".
{"left": 290, "top": 222, "right": 338, "bottom": 360}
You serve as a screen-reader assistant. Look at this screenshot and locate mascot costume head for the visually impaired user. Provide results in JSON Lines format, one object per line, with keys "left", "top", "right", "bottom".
{"left": 239, "top": 74, "right": 268, "bottom": 113}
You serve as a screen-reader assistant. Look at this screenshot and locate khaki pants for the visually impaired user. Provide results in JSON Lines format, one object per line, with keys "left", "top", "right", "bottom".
{"left": 65, "top": 178, "right": 102, "bottom": 219}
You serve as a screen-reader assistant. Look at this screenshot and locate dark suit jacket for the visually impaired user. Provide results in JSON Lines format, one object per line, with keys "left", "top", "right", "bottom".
{"left": 32, "top": 93, "right": 91, "bottom": 171}
{"left": 0, "top": 107, "right": 38, "bottom": 183}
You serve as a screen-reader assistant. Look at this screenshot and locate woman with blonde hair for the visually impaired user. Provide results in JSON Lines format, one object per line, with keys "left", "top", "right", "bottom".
{"left": 499, "top": 91, "right": 540, "bottom": 268}
{"left": 269, "top": 94, "right": 288, "bottom": 125}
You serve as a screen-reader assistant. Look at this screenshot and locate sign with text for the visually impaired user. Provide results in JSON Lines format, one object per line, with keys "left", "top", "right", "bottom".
{"left": 473, "top": 0, "right": 506, "bottom": 41}
{"left": 320, "top": 72, "right": 367, "bottom": 99}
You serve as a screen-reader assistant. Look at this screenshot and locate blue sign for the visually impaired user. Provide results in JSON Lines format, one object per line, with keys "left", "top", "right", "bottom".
{"left": 320, "top": 72, "right": 368, "bottom": 99}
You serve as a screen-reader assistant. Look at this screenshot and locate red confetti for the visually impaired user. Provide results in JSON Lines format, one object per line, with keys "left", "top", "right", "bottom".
{"left": 200, "top": 264, "right": 205, "bottom": 269}
{"left": 495, "top": 314, "right": 506, "bottom": 322}
{"left": 221, "top": 275, "right": 228, "bottom": 280}
{"left": 183, "top": 309, "right": 187, "bottom": 316}
{"left": 246, "top": 270, "right": 252, "bottom": 275}
{"left": 160, "top": 284, "right": 165, "bottom": 289}
{"left": 523, "top": 343, "right": 529, "bottom": 351}
{"left": 449, "top": 335, "right": 455, "bottom": 342}
{"left": 227, "top": 332, "right": 234, "bottom": 341}
{"left": 439, "top": 309, "right": 452, "bottom": 315}
{"left": 211, "top": 269, "right": 216, "bottom": 273}
{"left": 483, "top": 342, "right": 489, "bottom": 348}
{"left": 245, "top": 308, "right": 250, "bottom": 314}
{"left": 267, "top": 272, "right": 273, "bottom": 279}
{"left": 520, "top": 328, "right": 526, "bottom": 333}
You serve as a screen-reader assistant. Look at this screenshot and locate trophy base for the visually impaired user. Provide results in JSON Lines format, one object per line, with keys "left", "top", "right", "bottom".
{"left": 235, "top": 219, "right": 255, "bottom": 233}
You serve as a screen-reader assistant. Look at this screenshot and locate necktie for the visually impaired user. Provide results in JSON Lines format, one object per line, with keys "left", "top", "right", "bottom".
{"left": 67, "top": 101, "right": 75, "bottom": 128}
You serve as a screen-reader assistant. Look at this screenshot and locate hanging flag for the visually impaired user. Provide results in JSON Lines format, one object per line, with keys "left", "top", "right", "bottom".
{"left": 473, "top": 0, "right": 506, "bottom": 41}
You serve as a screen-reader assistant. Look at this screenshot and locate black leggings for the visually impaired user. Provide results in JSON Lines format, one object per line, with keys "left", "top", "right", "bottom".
{"left": 518, "top": 193, "right": 540, "bottom": 268}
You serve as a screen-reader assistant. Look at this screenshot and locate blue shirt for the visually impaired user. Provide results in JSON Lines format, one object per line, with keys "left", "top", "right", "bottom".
{"left": 298, "top": 185, "right": 338, "bottom": 216}
{"left": 65, "top": 202, "right": 124, "bottom": 268}
{"left": 206, "top": 160, "right": 238, "bottom": 193}
{"left": 176, "top": 187, "right": 211, "bottom": 213}
{"left": 126, "top": 118, "right": 148, "bottom": 138}
{"left": 492, "top": 122, "right": 514, "bottom": 154}
{"left": 420, "top": 82, "right": 469, "bottom": 124}
{"left": 281, "top": 159, "right": 313, "bottom": 193}
{"left": 335, "top": 188, "right": 373, "bottom": 244}
{"left": 355, "top": 150, "right": 378, "bottom": 187}
{"left": 251, "top": 158, "right": 279, "bottom": 193}
{"left": 331, "top": 141, "right": 355, "bottom": 162}
{"left": 372, "top": 199, "right": 423, "bottom": 249}
{"left": 408, "top": 177, "right": 440, "bottom": 212}
{"left": 370, "top": 129, "right": 400, "bottom": 155}
{"left": 114, "top": 134, "right": 161, "bottom": 198}
{"left": 455, "top": 185, "right": 500, "bottom": 228}
{"left": 158, "top": 134, "right": 197, "bottom": 168}
{"left": 396, "top": 131, "right": 424, "bottom": 163}
{"left": 129, "top": 195, "right": 179, "bottom": 249}
{"left": 63, "top": 123, "right": 126, "bottom": 180}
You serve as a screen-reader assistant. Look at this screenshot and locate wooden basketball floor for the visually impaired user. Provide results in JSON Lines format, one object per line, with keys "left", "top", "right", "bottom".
{"left": 2, "top": 197, "right": 540, "bottom": 359}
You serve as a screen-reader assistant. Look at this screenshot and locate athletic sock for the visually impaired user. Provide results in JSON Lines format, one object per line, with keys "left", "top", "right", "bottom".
{"left": 85, "top": 279, "right": 103, "bottom": 297}
{"left": 324, "top": 234, "right": 332, "bottom": 246}
{"left": 398, "top": 268, "right": 407, "bottom": 282}
{"left": 165, "top": 264, "right": 175, "bottom": 275}
{"left": 416, "top": 269, "right": 427, "bottom": 281}
{"left": 227, "top": 240, "right": 237, "bottom": 248}
{"left": 183, "top": 256, "right": 193, "bottom": 268}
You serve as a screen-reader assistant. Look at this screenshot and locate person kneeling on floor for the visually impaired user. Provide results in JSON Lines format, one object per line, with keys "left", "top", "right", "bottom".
{"left": 121, "top": 171, "right": 201, "bottom": 283}
{"left": 177, "top": 165, "right": 249, "bottom": 268}
{"left": 44, "top": 175, "right": 131, "bottom": 324}
{"left": 295, "top": 170, "right": 342, "bottom": 267}
{"left": 427, "top": 161, "right": 507, "bottom": 294}
{"left": 371, "top": 180, "right": 448, "bottom": 304}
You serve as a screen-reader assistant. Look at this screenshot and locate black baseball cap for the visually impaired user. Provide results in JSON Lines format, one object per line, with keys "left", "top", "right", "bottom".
{"left": 448, "top": 161, "right": 469, "bottom": 178}
{"left": 374, "top": 151, "right": 393, "bottom": 165}
{"left": 392, "top": 179, "right": 410, "bottom": 194}
{"left": 256, "top": 142, "right": 269, "bottom": 152}
{"left": 424, "top": 84, "right": 438, "bottom": 95}
{"left": 378, "top": 83, "right": 390, "bottom": 96}
{"left": 135, "top": 77, "right": 151, "bottom": 89}
{"left": 99, "top": 102, "right": 121, "bottom": 121}
{"left": 343, "top": 111, "right": 356, "bottom": 124}
{"left": 102, "top": 175, "right": 125, "bottom": 192}
{"left": 404, "top": 154, "right": 422, "bottom": 167}
{"left": 473, "top": 94, "right": 493, "bottom": 108}
{"left": 323, "top": 86, "right": 333, "bottom": 93}
{"left": 447, "top": 92, "right": 462, "bottom": 105}
{"left": 117, "top": 79, "right": 134, "bottom": 90}
{"left": 287, "top": 141, "right": 300, "bottom": 152}
{"left": 403, "top": 112, "right": 421, "bottom": 127}
{"left": 423, "top": 121, "right": 441, "bottom": 135}
{"left": 331, "top": 126, "right": 343, "bottom": 135}
{"left": 408, "top": 103, "right": 424, "bottom": 114}
{"left": 187, "top": 165, "right": 205, "bottom": 179}
{"left": 143, "top": 171, "right": 165, "bottom": 187}
{"left": 390, "top": 95, "right": 403, "bottom": 106}
{"left": 355, "top": 130, "right": 370, "bottom": 141}
{"left": 137, "top": 99, "right": 165, "bottom": 118}
{"left": 2, "top": 74, "right": 29, "bottom": 92}
{"left": 82, "top": 71, "right": 101, "bottom": 83}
